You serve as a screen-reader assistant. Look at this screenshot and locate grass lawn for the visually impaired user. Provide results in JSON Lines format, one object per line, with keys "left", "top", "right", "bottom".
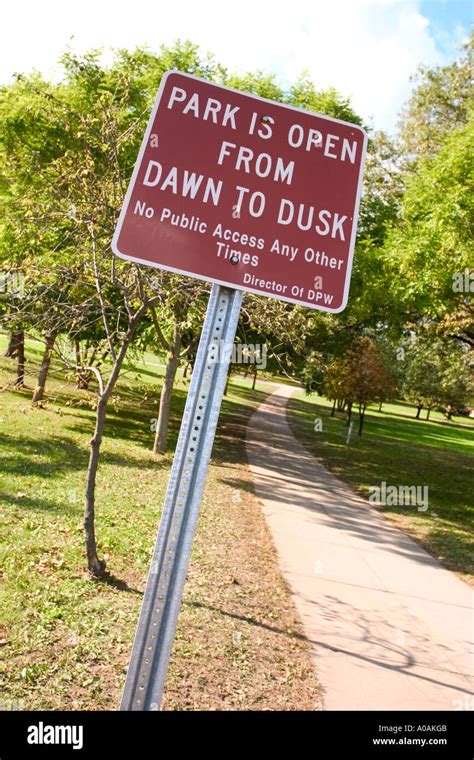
{"left": 287, "top": 392, "right": 474, "bottom": 583}
{"left": 0, "top": 336, "right": 320, "bottom": 710}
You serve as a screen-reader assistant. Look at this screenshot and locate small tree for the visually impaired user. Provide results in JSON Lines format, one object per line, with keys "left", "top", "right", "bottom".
{"left": 403, "top": 329, "right": 472, "bottom": 420}
{"left": 439, "top": 357, "right": 473, "bottom": 418}
{"left": 324, "top": 356, "right": 351, "bottom": 417}
{"left": 301, "top": 350, "right": 325, "bottom": 395}
{"left": 325, "top": 338, "right": 397, "bottom": 435}
{"left": 403, "top": 344, "right": 442, "bottom": 419}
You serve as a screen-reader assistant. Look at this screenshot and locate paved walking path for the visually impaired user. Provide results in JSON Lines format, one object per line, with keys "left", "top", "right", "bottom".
{"left": 246, "top": 384, "right": 473, "bottom": 710}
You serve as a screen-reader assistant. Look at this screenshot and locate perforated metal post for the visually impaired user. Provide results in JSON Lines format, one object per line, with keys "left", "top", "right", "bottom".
{"left": 120, "top": 283, "right": 243, "bottom": 710}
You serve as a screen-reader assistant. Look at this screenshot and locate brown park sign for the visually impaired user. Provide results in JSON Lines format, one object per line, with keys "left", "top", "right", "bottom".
{"left": 112, "top": 71, "right": 367, "bottom": 312}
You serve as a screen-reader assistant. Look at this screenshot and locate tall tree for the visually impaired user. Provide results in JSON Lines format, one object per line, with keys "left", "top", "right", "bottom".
{"left": 386, "top": 116, "right": 474, "bottom": 347}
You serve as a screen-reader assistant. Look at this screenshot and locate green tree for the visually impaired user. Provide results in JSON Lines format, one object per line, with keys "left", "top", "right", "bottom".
{"left": 286, "top": 74, "right": 364, "bottom": 125}
{"left": 386, "top": 114, "right": 474, "bottom": 347}
{"left": 398, "top": 31, "right": 473, "bottom": 164}
{"left": 439, "top": 355, "right": 473, "bottom": 417}
{"left": 403, "top": 341, "right": 442, "bottom": 419}
{"left": 323, "top": 354, "right": 351, "bottom": 417}
{"left": 403, "top": 329, "right": 473, "bottom": 419}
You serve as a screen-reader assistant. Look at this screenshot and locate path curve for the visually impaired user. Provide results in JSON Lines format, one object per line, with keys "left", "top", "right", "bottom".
{"left": 246, "top": 384, "right": 473, "bottom": 710}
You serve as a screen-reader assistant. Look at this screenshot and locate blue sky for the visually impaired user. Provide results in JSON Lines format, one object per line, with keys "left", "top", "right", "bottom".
{"left": 421, "top": 0, "right": 472, "bottom": 41}
{"left": 1, "top": 0, "right": 471, "bottom": 133}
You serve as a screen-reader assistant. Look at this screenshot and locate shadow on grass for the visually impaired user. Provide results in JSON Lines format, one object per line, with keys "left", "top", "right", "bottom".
{"left": 0, "top": 432, "right": 88, "bottom": 476}
{"left": 0, "top": 491, "right": 79, "bottom": 516}
{"left": 94, "top": 573, "right": 143, "bottom": 596}
{"left": 121, "top": 363, "right": 165, "bottom": 382}
{"left": 372, "top": 405, "right": 473, "bottom": 432}
{"left": 186, "top": 599, "right": 306, "bottom": 641}
{"left": 0, "top": 376, "right": 270, "bottom": 516}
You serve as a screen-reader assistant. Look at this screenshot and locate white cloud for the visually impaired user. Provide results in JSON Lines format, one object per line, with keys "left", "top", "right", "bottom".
{"left": 0, "top": 0, "right": 467, "bottom": 132}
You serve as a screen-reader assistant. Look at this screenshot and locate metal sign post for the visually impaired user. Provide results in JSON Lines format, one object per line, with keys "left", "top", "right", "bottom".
{"left": 120, "top": 283, "right": 242, "bottom": 710}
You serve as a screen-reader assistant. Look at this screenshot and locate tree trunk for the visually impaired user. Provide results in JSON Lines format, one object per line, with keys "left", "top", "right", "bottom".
{"left": 75, "top": 340, "right": 90, "bottom": 389}
{"left": 252, "top": 367, "right": 257, "bottom": 390}
{"left": 4, "top": 332, "right": 15, "bottom": 358}
{"left": 426, "top": 407, "right": 431, "bottom": 420}
{"left": 32, "top": 332, "right": 56, "bottom": 404}
{"left": 331, "top": 400, "right": 336, "bottom": 417}
{"left": 378, "top": 402, "right": 383, "bottom": 412}
{"left": 84, "top": 397, "right": 108, "bottom": 576}
{"left": 224, "top": 367, "right": 231, "bottom": 396}
{"left": 346, "top": 401, "right": 353, "bottom": 426}
{"left": 5, "top": 331, "right": 22, "bottom": 358}
{"left": 153, "top": 327, "right": 181, "bottom": 455}
{"left": 83, "top": 317, "right": 141, "bottom": 576}
{"left": 358, "top": 404, "right": 365, "bottom": 436}
{"left": 14, "top": 331, "right": 25, "bottom": 388}
{"left": 415, "top": 403, "right": 422, "bottom": 419}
